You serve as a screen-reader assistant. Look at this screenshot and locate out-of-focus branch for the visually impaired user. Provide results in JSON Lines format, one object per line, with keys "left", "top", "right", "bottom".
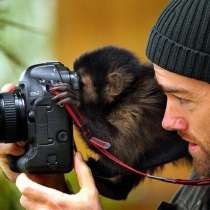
{"left": 0, "top": 43, "right": 25, "bottom": 67}
{"left": 0, "top": 18, "right": 46, "bottom": 35}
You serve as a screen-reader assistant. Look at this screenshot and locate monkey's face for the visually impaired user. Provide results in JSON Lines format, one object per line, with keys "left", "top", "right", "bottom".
{"left": 75, "top": 67, "right": 138, "bottom": 114}
{"left": 76, "top": 67, "right": 101, "bottom": 107}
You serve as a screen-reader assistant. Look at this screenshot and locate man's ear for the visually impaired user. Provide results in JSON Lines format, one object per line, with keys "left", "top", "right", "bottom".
{"left": 105, "top": 71, "right": 133, "bottom": 102}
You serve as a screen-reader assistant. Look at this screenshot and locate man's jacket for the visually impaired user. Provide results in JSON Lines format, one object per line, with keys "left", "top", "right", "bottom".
{"left": 158, "top": 172, "right": 210, "bottom": 210}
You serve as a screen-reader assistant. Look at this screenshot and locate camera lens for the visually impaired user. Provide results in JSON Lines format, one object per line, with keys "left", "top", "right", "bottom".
{"left": 0, "top": 92, "right": 27, "bottom": 142}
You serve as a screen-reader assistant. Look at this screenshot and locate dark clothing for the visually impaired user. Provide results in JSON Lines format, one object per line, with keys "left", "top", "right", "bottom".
{"left": 158, "top": 173, "right": 210, "bottom": 210}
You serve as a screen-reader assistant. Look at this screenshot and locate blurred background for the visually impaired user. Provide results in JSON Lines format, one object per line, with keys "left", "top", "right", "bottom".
{"left": 0, "top": 0, "right": 191, "bottom": 209}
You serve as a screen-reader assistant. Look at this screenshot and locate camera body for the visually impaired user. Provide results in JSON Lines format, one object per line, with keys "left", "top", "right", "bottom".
{"left": 0, "top": 62, "right": 78, "bottom": 173}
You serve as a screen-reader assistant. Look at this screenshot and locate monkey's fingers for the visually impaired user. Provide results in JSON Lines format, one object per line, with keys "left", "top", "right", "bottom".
{"left": 50, "top": 84, "right": 78, "bottom": 100}
{"left": 57, "top": 97, "right": 80, "bottom": 107}
{"left": 51, "top": 91, "right": 80, "bottom": 107}
{"left": 52, "top": 91, "right": 78, "bottom": 101}
{"left": 50, "top": 83, "right": 71, "bottom": 92}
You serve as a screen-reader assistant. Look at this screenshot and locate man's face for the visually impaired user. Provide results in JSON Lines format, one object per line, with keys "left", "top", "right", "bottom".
{"left": 154, "top": 64, "right": 210, "bottom": 176}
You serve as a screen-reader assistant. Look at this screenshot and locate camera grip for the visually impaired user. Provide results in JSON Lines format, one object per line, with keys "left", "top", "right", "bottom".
{"left": 7, "top": 155, "right": 20, "bottom": 172}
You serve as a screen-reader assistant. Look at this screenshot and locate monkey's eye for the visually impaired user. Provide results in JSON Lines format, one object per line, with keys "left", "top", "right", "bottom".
{"left": 93, "top": 82, "right": 97, "bottom": 87}
{"left": 79, "top": 80, "right": 84, "bottom": 89}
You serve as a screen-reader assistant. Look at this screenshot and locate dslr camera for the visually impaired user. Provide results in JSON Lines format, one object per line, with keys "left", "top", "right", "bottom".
{"left": 0, "top": 62, "right": 79, "bottom": 173}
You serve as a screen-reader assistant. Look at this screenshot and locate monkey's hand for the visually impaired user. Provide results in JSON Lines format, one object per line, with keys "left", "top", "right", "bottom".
{"left": 50, "top": 83, "right": 80, "bottom": 107}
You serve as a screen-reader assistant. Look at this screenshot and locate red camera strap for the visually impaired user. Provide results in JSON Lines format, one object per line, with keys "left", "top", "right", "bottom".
{"left": 52, "top": 90, "right": 210, "bottom": 186}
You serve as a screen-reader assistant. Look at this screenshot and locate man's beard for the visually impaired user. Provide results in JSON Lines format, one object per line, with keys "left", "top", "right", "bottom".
{"left": 193, "top": 153, "right": 210, "bottom": 177}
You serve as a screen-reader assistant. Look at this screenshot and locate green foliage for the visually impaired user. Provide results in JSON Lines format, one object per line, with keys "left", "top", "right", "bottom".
{"left": 0, "top": 0, "right": 56, "bottom": 86}
{"left": 0, "top": 172, "right": 23, "bottom": 210}
{"left": 0, "top": 0, "right": 56, "bottom": 209}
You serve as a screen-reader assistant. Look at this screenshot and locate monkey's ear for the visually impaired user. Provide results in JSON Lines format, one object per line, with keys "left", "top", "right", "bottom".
{"left": 105, "top": 71, "right": 133, "bottom": 102}
{"left": 107, "top": 72, "right": 124, "bottom": 95}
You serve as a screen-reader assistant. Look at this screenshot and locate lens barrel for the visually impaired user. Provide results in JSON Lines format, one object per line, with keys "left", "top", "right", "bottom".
{"left": 0, "top": 92, "right": 26, "bottom": 142}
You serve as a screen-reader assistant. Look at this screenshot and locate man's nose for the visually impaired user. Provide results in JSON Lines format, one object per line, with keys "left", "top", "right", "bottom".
{"left": 162, "top": 100, "right": 188, "bottom": 131}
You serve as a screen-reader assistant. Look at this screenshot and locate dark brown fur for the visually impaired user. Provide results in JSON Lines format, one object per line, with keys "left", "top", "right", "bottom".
{"left": 52, "top": 46, "right": 190, "bottom": 200}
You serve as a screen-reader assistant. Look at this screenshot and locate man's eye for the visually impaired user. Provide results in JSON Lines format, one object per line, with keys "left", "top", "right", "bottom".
{"left": 175, "top": 96, "right": 191, "bottom": 104}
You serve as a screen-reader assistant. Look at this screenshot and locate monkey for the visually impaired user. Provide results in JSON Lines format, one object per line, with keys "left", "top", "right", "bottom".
{"left": 51, "top": 46, "right": 190, "bottom": 200}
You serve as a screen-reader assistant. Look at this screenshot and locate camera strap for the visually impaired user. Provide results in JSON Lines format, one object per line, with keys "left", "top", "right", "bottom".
{"left": 67, "top": 104, "right": 210, "bottom": 186}
{"left": 51, "top": 90, "right": 210, "bottom": 186}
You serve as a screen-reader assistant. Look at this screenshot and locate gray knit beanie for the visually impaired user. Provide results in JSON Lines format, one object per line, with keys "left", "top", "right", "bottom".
{"left": 146, "top": 0, "right": 210, "bottom": 83}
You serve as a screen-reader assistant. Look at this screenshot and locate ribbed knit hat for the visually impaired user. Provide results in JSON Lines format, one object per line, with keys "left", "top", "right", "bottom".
{"left": 146, "top": 0, "right": 210, "bottom": 83}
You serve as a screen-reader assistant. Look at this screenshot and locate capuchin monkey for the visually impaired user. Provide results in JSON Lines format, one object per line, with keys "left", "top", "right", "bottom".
{"left": 51, "top": 46, "right": 190, "bottom": 200}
